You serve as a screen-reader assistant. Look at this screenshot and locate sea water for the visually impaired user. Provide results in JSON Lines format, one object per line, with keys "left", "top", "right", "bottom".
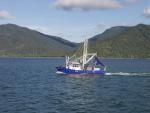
{"left": 0, "top": 58, "right": 150, "bottom": 113}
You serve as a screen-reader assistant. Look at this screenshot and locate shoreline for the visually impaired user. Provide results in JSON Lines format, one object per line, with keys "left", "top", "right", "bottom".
{"left": 0, "top": 56, "right": 150, "bottom": 59}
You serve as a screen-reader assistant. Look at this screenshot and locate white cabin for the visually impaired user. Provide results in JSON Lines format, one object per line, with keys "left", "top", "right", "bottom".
{"left": 67, "top": 62, "right": 82, "bottom": 70}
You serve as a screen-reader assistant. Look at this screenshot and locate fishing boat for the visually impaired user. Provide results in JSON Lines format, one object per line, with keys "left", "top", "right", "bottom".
{"left": 56, "top": 39, "right": 106, "bottom": 75}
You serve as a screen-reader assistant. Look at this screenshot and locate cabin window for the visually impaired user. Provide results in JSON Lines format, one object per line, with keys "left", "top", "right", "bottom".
{"left": 73, "top": 64, "right": 79, "bottom": 67}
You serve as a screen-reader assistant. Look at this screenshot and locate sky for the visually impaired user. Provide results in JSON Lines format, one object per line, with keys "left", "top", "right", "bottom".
{"left": 0, "top": 0, "right": 150, "bottom": 42}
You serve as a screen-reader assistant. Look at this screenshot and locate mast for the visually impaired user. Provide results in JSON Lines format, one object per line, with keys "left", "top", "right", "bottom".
{"left": 82, "top": 39, "right": 88, "bottom": 69}
{"left": 65, "top": 56, "right": 68, "bottom": 67}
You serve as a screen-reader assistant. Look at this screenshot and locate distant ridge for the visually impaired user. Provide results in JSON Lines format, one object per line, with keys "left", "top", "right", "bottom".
{"left": 0, "top": 23, "right": 150, "bottom": 58}
{"left": 0, "top": 24, "right": 77, "bottom": 57}
{"left": 89, "top": 24, "right": 150, "bottom": 58}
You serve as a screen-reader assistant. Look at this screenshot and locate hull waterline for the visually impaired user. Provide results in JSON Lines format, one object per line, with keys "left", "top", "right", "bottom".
{"left": 56, "top": 67, "right": 105, "bottom": 75}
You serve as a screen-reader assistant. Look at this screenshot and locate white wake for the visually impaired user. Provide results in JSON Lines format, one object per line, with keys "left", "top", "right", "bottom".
{"left": 105, "top": 72, "right": 150, "bottom": 76}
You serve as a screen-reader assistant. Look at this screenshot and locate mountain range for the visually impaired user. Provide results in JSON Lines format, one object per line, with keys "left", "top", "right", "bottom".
{"left": 0, "top": 23, "right": 150, "bottom": 58}
{"left": 0, "top": 24, "right": 76, "bottom": 57}
{"left": 89, "top": 24, "right": 150, "bottom": 58}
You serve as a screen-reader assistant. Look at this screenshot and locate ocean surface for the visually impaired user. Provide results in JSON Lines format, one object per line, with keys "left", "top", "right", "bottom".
{"left": 0, "top": 58, "right": 150, "bottom": 113}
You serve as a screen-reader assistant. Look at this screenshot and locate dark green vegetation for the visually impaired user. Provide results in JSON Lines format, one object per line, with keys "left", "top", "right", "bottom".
{"left": 0, "top": 23, "right": 150, "bottom": 58}
{"left": 0, "top": 24, "right": 76, "bottom": 57}
{"left": 88, "top": 24, "right": 150, "bottom": 58}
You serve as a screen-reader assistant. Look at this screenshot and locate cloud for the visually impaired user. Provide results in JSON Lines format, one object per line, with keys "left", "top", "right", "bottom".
{"left": 54, "top": 0, "right": 122, "bottom": 11}
{"left": 0, "top": 10, "right": 15, "bottom": 19}
{"left": 125, "top": 0, "right": 138, "bottom": 4}
{"left": 143, "top": 7, "right": 150, "bottom": 18}
{"left": 122, "top": 0, "right": 139, "bottom": 6}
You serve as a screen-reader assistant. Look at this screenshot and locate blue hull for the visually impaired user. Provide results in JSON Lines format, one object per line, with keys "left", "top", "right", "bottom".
{"left": 56, "top": 67, "right": 105, "bottom": 75}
